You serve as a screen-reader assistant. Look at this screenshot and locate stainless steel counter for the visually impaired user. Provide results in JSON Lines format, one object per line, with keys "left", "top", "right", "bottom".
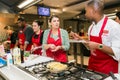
{"left": 0, "top": 65, "right": 38, "bottom": 80}
{"left": 0, "top": 56, "right": 53, "bottom": 80}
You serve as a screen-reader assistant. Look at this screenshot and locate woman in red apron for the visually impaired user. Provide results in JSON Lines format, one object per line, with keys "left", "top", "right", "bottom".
{"left": 31, "top": 20, "right": 44, "bottom": 55}
{"left": 46, "top": 29, "right": 67, "bottom": 62}
{"left": 43, "top": 15, "right": 70, "bottom": 62}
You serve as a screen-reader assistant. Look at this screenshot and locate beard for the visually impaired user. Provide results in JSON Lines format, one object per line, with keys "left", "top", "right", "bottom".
{"left": 20, "top": 25, "right": 25, "bottom": 30}
{"left": 86, "top": 16, "right": 94, "bottom": 22}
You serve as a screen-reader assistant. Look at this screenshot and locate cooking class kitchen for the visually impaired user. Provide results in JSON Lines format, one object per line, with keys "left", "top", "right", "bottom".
{"left": 0, "top": 0, "right": 120, "bottom": 80}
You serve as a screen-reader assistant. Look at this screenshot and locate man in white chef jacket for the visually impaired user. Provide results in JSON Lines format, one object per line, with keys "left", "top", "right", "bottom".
{"left": 71, "top": 0, "right": 120, "bottom": 74}
{"left": 114, "top": 11, "right": 120, "bottom": 73}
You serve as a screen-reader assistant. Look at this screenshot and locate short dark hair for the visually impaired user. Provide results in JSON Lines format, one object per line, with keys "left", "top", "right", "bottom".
{"left": 87, "top": 0, "right": 104, "bottom": 13}
{"left": 17, "top": 17, "right": 25, "bottom": 22}
{"left": 116, "top": 11, "right": 120, "bottom": 20}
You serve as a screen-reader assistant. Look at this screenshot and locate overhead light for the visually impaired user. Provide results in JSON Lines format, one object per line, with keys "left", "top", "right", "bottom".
{"left": 115, "top": 9, "right": 118, "bottom": 12}
{"left": 24, "top": 0, "right": 42, "bottom": 9}
{"left": 18, "top": 0, "right": 42, "bottom": 9}
{"left": 18, "top": 0, "right": 34, "bottom": 9}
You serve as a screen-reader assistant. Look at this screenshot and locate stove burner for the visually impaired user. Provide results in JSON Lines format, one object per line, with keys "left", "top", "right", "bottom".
{"left": 18, "top": 61, "right": 107, "bottom": 80}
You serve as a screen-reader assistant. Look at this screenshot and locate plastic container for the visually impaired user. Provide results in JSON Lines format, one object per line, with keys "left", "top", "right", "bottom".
{"left": 6, "top": 50, "right": 13, "bottom": 68}
{"left": 0, "top": 58, "right": 7, "bottom": 67}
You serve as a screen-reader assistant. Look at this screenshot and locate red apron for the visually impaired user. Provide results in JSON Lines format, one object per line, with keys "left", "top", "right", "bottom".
{"left": 18, "top": 27, "right": 32, "bottom": 51}
{"left": 46, "top": 29, "right": 67, "bottom": 62}
{"left": 32, "top": 30, "right": 42, "bottom": 55}
{"left": 88, "top": 17, "right": 118, "bottom": 74}
{"left": 7, "top": 34, "right": 14, "bottom": 49}
{"left": 7, "top": 33, "right": 11, "bottom": 41}
{"left": 10, "top": 44, "right": 15, "bottom": 49}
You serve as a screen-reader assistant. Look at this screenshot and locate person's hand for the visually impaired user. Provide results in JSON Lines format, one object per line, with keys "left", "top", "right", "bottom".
{"left": 49, "top": 44, "right": 56, "bottom": 50}
{"left": 51, "top": 46, "right": 61, "bottom": 52}
{"left": 84, "top": 41, "right": 99, "bottom": 50}
{"left": 73, "top": 33, "right": 81, "bottom": 40}
{"left": 70, "top": 32, "right": 82, "bottom": 40}
{"left": 31, "top": 47, "right": 38, "bottom": 53}
{"left": 4, "top": 40, "right": 11, "bottom": 44}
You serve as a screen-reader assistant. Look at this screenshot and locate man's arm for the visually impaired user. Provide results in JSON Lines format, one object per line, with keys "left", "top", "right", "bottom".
{"left": 84, "top": 41, "right": 114, "bottom": 55}
{"left": 24, "top": 26, "right": 34, "bottom": 50}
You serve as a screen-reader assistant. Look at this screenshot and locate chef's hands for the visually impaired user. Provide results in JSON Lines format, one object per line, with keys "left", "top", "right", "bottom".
{"left": 48, "top": 44, "right": 62, "bottom": 52}
{"left": 31, "top": 45, "right": 42, "bottom": 53}
{"left": 73, "top": 33, "right": 81, "bottom": 40}
{"left": 31, "top": 45, "right": 37, "bottom": 53}
{"left": 84, "top": 41, "right": 99, "bottom": 50}
{"left": 51, "top": 46, "right": 62, "bottom": 52}
{"left": 70, "top": 32, "right": 82, "bottom": 40}
{"left": 49, "top": 44, "right": 56, "bottom": 50}
{"left": 31, "top": 47, "right": 38, "bottom": 53}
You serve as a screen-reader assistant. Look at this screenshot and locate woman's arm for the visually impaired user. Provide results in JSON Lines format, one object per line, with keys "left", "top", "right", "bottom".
{"left": 42, "top": 29, "right": 55, "bottom": 50}
{"left": 61, "top": 29, "right": 70, "bottom": 51}
{"left": 42, "top": 30, "right": 49, "bottom": 50}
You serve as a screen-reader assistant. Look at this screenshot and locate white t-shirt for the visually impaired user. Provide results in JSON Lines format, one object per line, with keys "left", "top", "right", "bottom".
{"left": 88, "top": 15, "right": 120, "bottom": 73}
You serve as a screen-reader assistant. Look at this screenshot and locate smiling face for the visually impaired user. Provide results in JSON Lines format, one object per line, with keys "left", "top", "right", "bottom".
{"left": 32, "top": 22, "right": 40, "bottom": 33}
{"left": 50, "top": 16, "right": 60, "bottom": 29}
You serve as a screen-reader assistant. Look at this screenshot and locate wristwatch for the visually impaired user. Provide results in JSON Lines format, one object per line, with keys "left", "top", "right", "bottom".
{"left": 99, "top": 44, "right": 103, "bottom": 49}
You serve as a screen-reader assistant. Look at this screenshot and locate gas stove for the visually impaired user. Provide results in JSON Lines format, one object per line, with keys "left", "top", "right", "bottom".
{"left": 17, "top": 61, "right": 108, "bottom": 80}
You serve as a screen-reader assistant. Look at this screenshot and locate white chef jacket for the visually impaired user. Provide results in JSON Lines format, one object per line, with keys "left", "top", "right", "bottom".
{"left": 88, "top": 15, "right": 120, "bottom": 73}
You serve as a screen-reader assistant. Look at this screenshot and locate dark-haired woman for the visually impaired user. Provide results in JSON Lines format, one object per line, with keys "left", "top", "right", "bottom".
{"left": 31, "top": 20, "right": 44, "bottom": 55}
{"left": 43, "top": 15, "right": 70, "bottom": 62}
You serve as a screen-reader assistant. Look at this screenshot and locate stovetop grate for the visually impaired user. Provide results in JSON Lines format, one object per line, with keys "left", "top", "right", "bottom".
{"left": 17, "top": 61, "right": 108, "bottom": 80}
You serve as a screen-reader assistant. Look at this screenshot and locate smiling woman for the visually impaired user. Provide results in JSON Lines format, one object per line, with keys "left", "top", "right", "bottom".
{"left": 31, "top": 20, "right": 44, "bottom": 55}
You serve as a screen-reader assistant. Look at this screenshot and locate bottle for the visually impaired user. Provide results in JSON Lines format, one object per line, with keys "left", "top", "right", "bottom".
{"left": 13, "top": 47, "right": 21, "bottom": 64}
{"left": 21, "top": 50, "right": 24, "bottom": 63}
{"left": 6, "top": 50, "right": 13, "bottom": 68}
